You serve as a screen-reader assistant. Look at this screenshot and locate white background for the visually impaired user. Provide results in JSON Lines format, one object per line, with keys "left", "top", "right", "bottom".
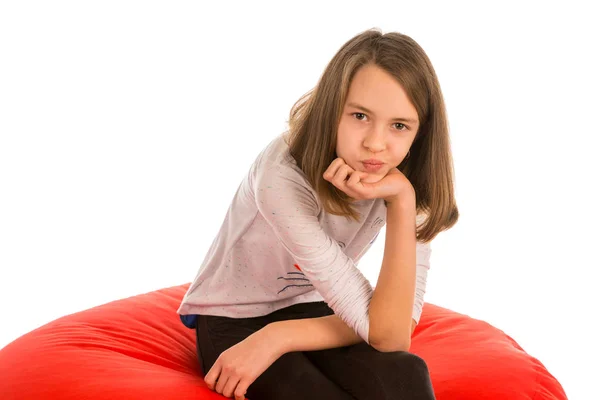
{"left": 1, "top": 1, "right": 598, "bottom": 399}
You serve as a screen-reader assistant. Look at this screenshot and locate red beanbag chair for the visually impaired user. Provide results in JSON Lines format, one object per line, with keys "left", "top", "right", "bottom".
{"left": 0, "top": 283, "right": 567, "bottom": 399}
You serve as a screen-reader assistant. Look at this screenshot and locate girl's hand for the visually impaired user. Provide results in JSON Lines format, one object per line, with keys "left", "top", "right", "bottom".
{"left": 204, "top": 329, "right": 283, "bottom": 400}
{"left": 323, "top": 157, "right": 415, "bottom": 204}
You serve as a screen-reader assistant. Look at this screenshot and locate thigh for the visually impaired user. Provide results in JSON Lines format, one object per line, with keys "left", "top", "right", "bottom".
{"left": 196, "top": 301, "right": 333, "bottom": 368}
{"left": 195, "top": 311, "right": 354, "bottom": 400}
{"left": 195, "top": 302, "right": 333, "bottom": 371}
{"left": 304, "top": 341, "right": 436, "bottom": 400}
{"left": 248, "top": 348, "right": 355, "bottom": 400}
{"left": 195, "top": 313, "right": 266, "bottom": 377}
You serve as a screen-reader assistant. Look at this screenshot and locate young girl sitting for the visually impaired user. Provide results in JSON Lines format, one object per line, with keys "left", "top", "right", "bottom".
{"left": 178, "top": 27, "right": 459, "bottom": 400}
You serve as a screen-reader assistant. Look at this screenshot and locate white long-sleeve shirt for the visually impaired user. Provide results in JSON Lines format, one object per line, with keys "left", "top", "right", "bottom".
{"left": 177, "top": 133, "right": 432, "bottom": 344}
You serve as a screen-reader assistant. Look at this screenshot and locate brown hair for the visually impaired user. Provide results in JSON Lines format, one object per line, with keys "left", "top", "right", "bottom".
{"left": 285, "top": 28, "right": 459, "bottom": 243}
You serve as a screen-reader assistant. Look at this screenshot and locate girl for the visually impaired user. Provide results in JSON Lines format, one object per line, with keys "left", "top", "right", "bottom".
{"left": 178, "top": 28, "right": 458, "bottom": 400}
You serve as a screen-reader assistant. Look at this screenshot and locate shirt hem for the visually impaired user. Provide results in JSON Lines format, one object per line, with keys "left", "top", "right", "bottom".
{"left": 177, "top": 290, "right": 326, "bottom": 318}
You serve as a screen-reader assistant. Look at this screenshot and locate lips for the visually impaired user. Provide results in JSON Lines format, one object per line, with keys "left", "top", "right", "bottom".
{"left": 361, "top": 159, "right": 384, "bottom": 166}
{"left": 361, "top": 161, "right": 383, "bottom": 172}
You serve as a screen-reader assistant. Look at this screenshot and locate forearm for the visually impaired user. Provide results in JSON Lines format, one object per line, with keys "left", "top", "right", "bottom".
{"left": 265, "top": 314, "right": 364, "bottom": 354}
{"left": 368, "top": 196, "right": 417, "bottom": 350}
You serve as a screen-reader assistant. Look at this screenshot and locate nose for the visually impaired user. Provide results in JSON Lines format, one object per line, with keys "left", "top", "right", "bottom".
{"left": 362, "top": 125, "right": 386, "bottom": 153}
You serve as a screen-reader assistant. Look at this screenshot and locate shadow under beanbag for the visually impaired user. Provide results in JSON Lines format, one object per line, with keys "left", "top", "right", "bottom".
{"left": 0, "top": 284, "right": 567, "bottom": 399}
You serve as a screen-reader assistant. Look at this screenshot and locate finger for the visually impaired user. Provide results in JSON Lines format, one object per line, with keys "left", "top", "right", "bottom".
{"left": 345, "top": 170, "right": 370, "bottom": 199}
{"left": 234, "top": 382, "right": 249, "bottom": 400}
{"left": 204, "top": 362, "right": 221, "bottom": 390}
{"left": 323, "top": 158, "right": 346, "bottom": 181}
{"left": 322, "top": 158, "right": 339, "bottom": 180}
{"left": 332, "top": 164, "right": 353, "bottom": 187}
{"left": 215, "top": 367, "right": 230, "bottom": 394}
{"left": 223, "top": 375, "right": 241, "bottom": 399}
{"left": 334, "top": 165, "right": 365, "bottom": 199}
{"left": 346, "top": 170, "right": 362, "bottom": 188}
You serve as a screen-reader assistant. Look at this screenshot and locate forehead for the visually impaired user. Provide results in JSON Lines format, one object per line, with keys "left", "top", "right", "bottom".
{"left": 345, "top": 65, "right": 418, "bottom": 122}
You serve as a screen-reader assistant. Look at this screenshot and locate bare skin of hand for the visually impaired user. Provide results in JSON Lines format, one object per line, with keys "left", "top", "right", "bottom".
{"left": 204, "top": 328, "right": 283, "bottom": 400}
{"left": 322, "top": 157, "right": 415, "bottom": 203}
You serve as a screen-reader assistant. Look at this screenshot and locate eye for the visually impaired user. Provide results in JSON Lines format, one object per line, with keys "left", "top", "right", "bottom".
{"left": 393, "top": 122, "right": 409, "bottom": 131}
{"left": 352, "top": 112, "right": 367, "bottom": 121}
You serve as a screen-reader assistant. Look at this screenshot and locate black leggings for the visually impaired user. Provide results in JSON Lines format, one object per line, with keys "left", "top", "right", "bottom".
{"left": 195, "top": 301, "right": 436, "bottom": 400}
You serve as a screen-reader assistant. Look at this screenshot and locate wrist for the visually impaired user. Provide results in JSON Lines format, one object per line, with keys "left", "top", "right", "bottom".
{"left": 262, "top": 322, "right": 290, "bottom": 355}
{"left": 384, "top": 191, "right": 416, "bottom": 208}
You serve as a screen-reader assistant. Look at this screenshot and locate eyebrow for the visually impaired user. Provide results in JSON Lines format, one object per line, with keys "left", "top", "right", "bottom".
{"left": 346, "top": 102, "right": 418, "bottom": 124}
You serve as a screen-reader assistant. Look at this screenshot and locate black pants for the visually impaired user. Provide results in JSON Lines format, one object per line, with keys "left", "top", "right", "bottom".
{"left": 195, "top": 301, "right": 436, "bottom": 400}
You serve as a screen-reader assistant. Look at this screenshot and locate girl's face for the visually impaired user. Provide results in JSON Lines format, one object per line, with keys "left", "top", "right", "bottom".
{"left": 336, "top": 64, "right": 420, "bottom": 184}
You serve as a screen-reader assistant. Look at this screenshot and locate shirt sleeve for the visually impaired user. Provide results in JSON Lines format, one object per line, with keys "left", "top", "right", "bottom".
{"left": 255, "top": 164, "right": 375, "bottom": 344}
{"left": 412, "top": 240, "right": 432, "bottom": 324}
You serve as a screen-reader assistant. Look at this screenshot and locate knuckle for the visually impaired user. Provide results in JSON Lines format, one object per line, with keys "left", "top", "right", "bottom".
{"left": 222, "top": 365, "right": 234, "bottom": 373}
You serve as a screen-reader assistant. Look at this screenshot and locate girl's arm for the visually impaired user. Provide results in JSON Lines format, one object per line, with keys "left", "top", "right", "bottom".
{"left": 368, "top": 196, "right": 417, "bottom": 352}
{"left": 264, "top": 314, "right": 418, "bottom": 354}
{"left": 265, "top": 314, "right": 363, "bottom": 353}
{"left": 259, "top": 194, "right": 418, "bottom": 354}
{"left": 255, "top": 164, "right": 422, "bottom": 349}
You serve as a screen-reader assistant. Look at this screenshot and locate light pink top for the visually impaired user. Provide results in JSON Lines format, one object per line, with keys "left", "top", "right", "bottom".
{"left": 177, "top": 133, "right": 432, "bottom": 344}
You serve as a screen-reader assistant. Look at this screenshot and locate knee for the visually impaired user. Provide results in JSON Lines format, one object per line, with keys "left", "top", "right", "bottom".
{"left": 402, "top": 352, "right": 429, "bottom": 370}
{"left": 393, "top": 352, "right": 433, "bottom": 384}
{"left": 377, "top": 351, "right": 431, "bottom": 376}
{"left": 247, "top": 352, "right": 329, "bottom": 398}
{"left": 353, "top": 344, "right": 430, "bottom": 372}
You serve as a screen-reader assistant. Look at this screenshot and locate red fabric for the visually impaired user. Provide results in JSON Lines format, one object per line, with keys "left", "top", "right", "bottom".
{"left": 0, "top": 284, "right": 566, "bottom": 399}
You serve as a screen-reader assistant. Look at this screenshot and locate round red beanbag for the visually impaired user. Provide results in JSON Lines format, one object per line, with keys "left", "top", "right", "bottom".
{"left": 0, "top": 284, "right": 567, "bottom": 399}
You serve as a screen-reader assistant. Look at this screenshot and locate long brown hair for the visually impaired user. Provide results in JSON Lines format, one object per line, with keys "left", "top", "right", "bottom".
{"left": 285, "top": 28, "right": 459, "bottom": 243}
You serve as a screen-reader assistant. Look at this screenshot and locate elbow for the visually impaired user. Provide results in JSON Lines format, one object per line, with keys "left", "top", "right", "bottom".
{"left": 371, "top": 338, "right": 411, "bottom": 353}
{"left": 368, "top": 324, "right": 413, "bottom": 353}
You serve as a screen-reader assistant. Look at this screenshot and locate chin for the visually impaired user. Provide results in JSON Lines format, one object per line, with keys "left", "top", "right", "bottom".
{"left": 361, "top": 172, "right": 385, "bottom": 184}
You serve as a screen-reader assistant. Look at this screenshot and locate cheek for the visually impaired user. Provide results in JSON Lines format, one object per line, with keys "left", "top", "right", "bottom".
{"left": 337, "top": 121, "right": 365, "bottom": 159}
{"left": 388, "top": 143, "right": 407, "bottom": 163}
{"left": 337, "top": 125, "right": 358, "bottom": 147}
{"left": 335, "top": 127, "right": 349, "bottom": 155}
{"left": 335, "top": 135, "right": 355, "bottom": 161}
